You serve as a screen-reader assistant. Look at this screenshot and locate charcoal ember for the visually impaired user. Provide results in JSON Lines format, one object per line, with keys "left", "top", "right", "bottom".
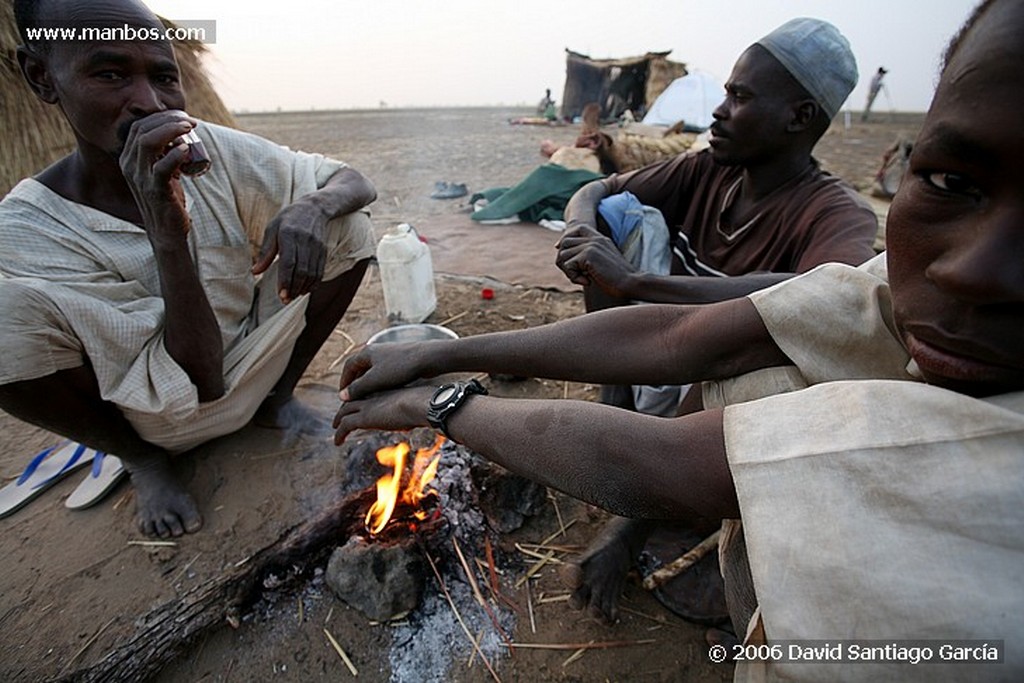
{"left": 470, "top": 458, "right": 547, "bottom": 533}
{"left": 325, "top": 535, "right": 425, "bottom": 622}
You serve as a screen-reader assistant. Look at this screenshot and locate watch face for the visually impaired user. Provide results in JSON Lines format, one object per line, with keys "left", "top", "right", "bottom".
{"left": 433, "top": 386, "right": 458, "bottom": 405}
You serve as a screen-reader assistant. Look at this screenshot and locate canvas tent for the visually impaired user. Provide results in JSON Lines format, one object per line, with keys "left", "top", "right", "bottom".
{"left": 642, "top": 71, "right": 724, "bottom": 131}
{"left": 1, "top": 6, "right": 236, "bottom": 196}
{"left": 560, "top": 49, "right": 687, "bottom": 121}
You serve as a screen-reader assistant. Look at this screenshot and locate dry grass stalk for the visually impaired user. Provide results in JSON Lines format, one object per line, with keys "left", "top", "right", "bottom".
{"left": 562, "top": 643, "right": 591, "bottom": 667}
{"left": 515, "top": 543, "right": 566, "bottom": 564}
{"left": 170, "top": 553, "right": 203, "bottom": 586}
{"left": 127, "top": 540, "right": 177, "bottom": 548}
{"left": 453, "top": 538, "right": 514, "bottom": 652}
{"left": 548, "top": 493, "right": 566, "bottom": 535}
{"left": 422, "top": 546, "right": 502, "bottom": 683}
{"left": 327, "top": 330, "right": 357, "bottom": 370}
{"left": 525, "top": 579, "right": 537, "bottom": 634}
{"left": 537, "top": 594, "right": 571, "bottom": 605}
{"left": 324, "top": 605, "right": 334, "bottom": 625}
{"left": 467, "top": 628, "right": 485, "bottom": 668}
{"left": 619, "top": 605, "right": 680, "bottom": 628}
{"left": 506, "top": 639, "right": 657, "bottom": 651}
{"left": 514, "top": 549, "right": 557, "bottom": 589}
{"left": 540, "top": 517, "right": 577, "bottom": 545}
{"left": 438, "top": 310, "right": 469, "bottom": 327}
{"left": 322, "top": 628, "right": 359, "bottom": 677}
{"left": 297, "top": 596, "right": 304, "bottom": 624}
{"left": 60, "top": 616, "right": 117, "bottom": 675}
{"left": 642, "top": 530, "right": 720, "bottom": 590}
{"left": 516, "top": 542, "right": 580, "bottom": 554}
{"left": 248, "top": 446, "right": 304, "bottom": 461}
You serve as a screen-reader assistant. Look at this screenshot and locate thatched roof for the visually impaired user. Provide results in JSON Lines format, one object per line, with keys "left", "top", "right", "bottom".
{"left": 561, "top": 49, "right": 687, "bottom": 121}
{"left": 1, "top": 7, "right": 236, "bottom": 196}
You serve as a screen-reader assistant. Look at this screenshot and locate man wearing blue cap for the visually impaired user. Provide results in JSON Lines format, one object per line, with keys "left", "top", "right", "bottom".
{"left": 554, "top": 18, "right": 878, "bottom": 626}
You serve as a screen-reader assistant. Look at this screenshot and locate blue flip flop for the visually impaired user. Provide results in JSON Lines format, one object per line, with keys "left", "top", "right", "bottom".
{"left": 0, "top": 442, "right": 99, "bottom": 519}
{"left": 65, "top": 452, "right": 127, "bottom": 510}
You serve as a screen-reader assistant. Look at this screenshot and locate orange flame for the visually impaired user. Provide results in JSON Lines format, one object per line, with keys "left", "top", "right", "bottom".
{"left": 365, "top": 435, "right": 445, "bottom": 536}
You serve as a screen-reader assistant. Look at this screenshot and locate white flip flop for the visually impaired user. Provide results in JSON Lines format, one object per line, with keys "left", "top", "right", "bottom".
{"left": 65, "top": 453, "right": 127, "bottom": 510}
{"left": 0, "top": 442, "right": 98, "bottom": 519}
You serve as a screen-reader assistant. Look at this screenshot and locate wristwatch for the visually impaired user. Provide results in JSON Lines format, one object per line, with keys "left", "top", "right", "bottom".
{"left": 426, "top": 379, "right": 488, "bottom": 439}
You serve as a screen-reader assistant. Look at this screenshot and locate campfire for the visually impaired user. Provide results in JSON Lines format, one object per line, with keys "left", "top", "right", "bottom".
{"left": 324, "top": 431, "right": 547, "bottom": 638}
{"left": 365, "top": 435, "right": 444, "bottom": 537}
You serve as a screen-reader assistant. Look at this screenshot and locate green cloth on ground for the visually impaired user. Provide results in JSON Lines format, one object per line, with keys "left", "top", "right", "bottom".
{"left": 470, "top": 164, "right": 604, "bottom": 223}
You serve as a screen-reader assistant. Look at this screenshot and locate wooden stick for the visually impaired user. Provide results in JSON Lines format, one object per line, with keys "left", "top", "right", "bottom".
{"left": 641, "top": 530, "right": 720, "bottom": 591}
{"left": 323, "top": 628, "right": 359, "bottom": 677}
{"left": 483, "top": 537, "right": 518, "bottom": 612}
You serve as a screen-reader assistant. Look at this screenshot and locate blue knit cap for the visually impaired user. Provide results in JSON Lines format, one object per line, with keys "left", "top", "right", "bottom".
{"left": 757, "top": 18, "right": 858, "bottom": 118}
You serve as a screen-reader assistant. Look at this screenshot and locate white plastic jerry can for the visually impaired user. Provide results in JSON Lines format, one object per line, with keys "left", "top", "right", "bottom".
{"left": 376, "top": 223, "right": 437, "bottom": 323}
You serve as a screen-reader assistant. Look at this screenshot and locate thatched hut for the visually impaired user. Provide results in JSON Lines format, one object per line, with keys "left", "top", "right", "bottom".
{"left": 1, "top": 6, "right": 236, "bottom": 196}
{"left": 560, "top": 49, "right": 687, "bottom": 122}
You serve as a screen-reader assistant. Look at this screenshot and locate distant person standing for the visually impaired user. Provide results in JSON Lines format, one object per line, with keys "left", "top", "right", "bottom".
{"left": 538, "top": 88, "right": 558, "bottom": 121}
{"left": 861, "top": 66, "right": 888, "bottom": 121}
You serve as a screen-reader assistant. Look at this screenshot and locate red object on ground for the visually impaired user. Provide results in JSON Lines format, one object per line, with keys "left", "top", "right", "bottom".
{"left": 481, "top": 288, "right": 494, "bottom": 300}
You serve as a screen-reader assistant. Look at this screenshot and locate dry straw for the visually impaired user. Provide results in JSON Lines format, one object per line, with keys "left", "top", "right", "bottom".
{"left": 1, "top": 7, "right": 236, "bottom": 196}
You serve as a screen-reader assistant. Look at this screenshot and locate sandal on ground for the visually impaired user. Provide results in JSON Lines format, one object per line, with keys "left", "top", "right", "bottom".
{"left": 65, "top": 452, "right": 127, "bottom": 510}
{"left": 0, "top": 442, "right": 99, "bottom": 519}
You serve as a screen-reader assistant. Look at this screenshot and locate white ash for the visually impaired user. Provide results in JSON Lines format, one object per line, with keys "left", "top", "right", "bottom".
{"left": 386, "top": 439, "right": 515, "bottom": 682}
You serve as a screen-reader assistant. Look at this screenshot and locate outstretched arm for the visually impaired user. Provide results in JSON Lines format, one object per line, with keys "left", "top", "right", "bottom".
{"left": 335, "top": 386, "right": 737, "bottom": 520}
{"left": 341, "top": 296, "right": 789, "bottom": 400}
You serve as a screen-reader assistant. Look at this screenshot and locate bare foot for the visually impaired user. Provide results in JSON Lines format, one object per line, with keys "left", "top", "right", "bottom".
{"left": 558, "top": 516, "right": 653, "bottom": 623}
{"left": 129, "top": 456, "right": 203, "bottom": 538}
{"left": 253, "top": 395, "right": 330, "bottom": 435}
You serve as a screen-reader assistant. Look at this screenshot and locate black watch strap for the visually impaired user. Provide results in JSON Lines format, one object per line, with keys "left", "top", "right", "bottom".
{"left": 426, "top": 379, "right": 488, "bottom": 439}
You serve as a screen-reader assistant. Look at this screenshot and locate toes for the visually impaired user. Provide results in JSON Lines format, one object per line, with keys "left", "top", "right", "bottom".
{"left": 165, "top": 516, "right": 185, "bottom": 537}
{"left": 185, "top": 512, "right": 204, "bottom": 534}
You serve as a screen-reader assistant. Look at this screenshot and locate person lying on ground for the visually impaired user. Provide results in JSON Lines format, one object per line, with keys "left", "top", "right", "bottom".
{"left": 0, "top": 0, "right": 376, "bottom": 538}
{"left": 334, "top": 2, "right": 1024, "bottom": 678}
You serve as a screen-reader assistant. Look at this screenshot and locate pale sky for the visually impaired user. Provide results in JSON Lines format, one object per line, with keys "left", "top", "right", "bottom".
{"left": 147, "top": 0, "right": 977, "bottom": 114}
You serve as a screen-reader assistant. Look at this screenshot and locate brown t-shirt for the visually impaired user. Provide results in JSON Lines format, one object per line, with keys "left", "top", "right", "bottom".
{"left": 604, "top": 149, "right": 878, "bottom": 276}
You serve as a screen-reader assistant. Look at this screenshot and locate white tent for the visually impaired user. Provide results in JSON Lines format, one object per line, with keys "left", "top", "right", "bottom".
{"left": 642, "top": 71, "right": 724, "bottom": 130}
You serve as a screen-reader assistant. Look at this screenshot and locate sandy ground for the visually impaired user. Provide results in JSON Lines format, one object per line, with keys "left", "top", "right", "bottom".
{"left": 0, "top": 106, "right": 923, "bottom": 682}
